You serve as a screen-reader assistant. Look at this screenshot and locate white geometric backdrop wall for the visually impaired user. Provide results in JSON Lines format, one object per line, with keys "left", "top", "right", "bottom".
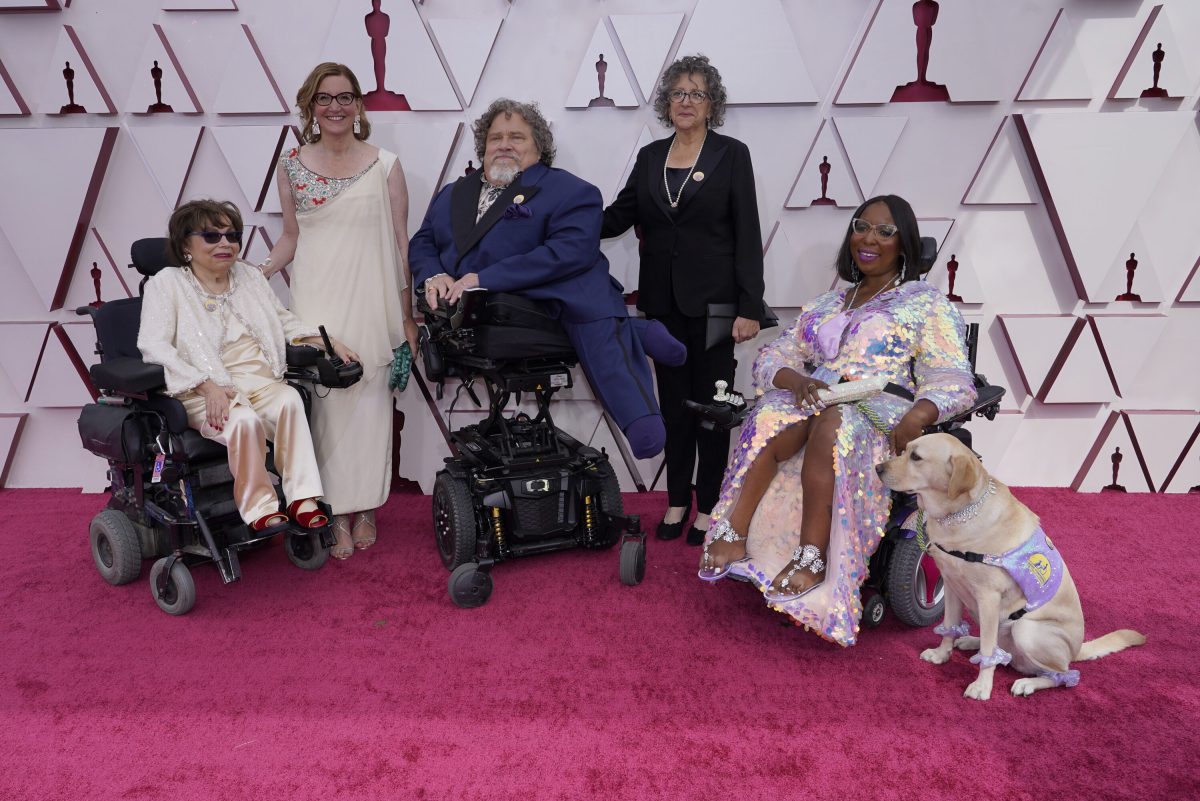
{"left": 0, "top": 0, "right": 1197, "bottom": 494}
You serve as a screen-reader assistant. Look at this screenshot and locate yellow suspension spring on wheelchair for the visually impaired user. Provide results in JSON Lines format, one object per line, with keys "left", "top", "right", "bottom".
{"left": 490, "top": 506, "right": 506, "bottom": 550}
{"left": 583, "top": 494, "right": 597, "bottom": 539}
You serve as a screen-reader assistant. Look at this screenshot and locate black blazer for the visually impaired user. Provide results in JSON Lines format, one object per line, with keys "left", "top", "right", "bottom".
{"left": 602, "top": 129, "right": 765, "bottom": 320}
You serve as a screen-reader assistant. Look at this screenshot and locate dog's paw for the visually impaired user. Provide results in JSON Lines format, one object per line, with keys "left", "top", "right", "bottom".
{"left": 1011, "top": 678, "right": 1040, "bottom": 697}
{"left": 921, "top": 647, "right": 951, "bottom": 664}
{"left": 954, "top": 636, "right": 980, "bottom": 651}
{"left": 963, "top": 677, "right": 993, "bottom": 701}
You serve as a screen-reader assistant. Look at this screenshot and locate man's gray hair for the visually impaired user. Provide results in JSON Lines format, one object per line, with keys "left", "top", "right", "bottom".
{"left": 472, "top": 98, "right": 556, "bottom": 167}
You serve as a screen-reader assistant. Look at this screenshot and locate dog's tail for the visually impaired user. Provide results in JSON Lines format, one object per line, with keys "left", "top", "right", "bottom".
{"left": 1075, "top": 629, "right": 1146, "bottom": 661}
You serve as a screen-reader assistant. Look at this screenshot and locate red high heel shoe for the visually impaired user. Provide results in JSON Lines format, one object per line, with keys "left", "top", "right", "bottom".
{"left": 288, "top": 498, "right": 329, "bottom": 529}
{"left": 251, "top": 512, "right": 289, "bottom": 531}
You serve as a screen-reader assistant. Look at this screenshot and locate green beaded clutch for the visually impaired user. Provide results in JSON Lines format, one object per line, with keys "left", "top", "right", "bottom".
{"left": 389, "top": 341, "right": 413, "bottom": 391}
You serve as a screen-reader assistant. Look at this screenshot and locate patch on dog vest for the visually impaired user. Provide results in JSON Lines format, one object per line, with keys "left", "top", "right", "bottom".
{"left": 983, "top": 527, "right": 1063, "bottom": 612}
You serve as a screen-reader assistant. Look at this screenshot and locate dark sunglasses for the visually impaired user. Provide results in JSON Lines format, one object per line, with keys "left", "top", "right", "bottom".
{"left": 188, "top": 230, "right": 243, "bottom": 245}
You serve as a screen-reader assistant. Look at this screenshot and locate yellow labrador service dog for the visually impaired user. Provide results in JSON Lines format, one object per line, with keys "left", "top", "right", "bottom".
{"left": 876, "top": 433, "right": 1145, "bottom": 700}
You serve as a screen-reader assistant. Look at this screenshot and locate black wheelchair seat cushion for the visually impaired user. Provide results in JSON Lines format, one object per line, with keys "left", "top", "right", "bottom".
{"left": 176, "top": 429, "right": 228, "bottom": 463}
{"left": 465, "top": 293, "right": 575, "bottom": 360}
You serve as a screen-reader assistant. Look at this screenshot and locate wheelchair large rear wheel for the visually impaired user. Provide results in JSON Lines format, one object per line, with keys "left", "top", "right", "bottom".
{"left": 149, "top": 557, "right": 196, "bottom": 616}
{"left": 90, "top": 510, "right": 142, "bottom": 586}
{"left": 433, "top": 472, "right": 477, "bottom": 570}
{"left": 885, "top": 535, "right": 944, "bottom": 627}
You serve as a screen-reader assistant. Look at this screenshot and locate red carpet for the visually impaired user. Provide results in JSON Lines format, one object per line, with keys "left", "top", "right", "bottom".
{"left": 1, "top": 487, "right": 1196, "bottom": 801}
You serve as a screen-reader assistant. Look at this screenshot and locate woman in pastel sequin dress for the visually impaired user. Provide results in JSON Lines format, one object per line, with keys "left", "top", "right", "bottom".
{"left": 699, "top": 195, "right": 976, "bottom": 646}
{"left": 263, "top": 63, "right": 419, "bottom": 560}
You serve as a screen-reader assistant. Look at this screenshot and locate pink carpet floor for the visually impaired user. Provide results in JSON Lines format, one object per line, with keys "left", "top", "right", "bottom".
{"left": 1, "top": 487, "right": 1197, "bottom": 801}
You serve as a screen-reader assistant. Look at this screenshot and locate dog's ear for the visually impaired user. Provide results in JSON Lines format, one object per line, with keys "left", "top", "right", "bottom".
{"left": 946, "top": 451, "right": 982, "bottom": 500}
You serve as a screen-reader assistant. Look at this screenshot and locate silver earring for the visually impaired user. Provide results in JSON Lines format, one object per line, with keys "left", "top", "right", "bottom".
{"left": 352, "top": 116, "right": 361, "bottom": 136}
{"left": 310, "top": 119, "right": 320, "bottom": 137}
{"left": 184, "top": 253, "right": 192, "bottom": 264}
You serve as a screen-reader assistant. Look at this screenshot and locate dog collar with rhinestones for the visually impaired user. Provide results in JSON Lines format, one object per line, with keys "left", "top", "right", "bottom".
{"left": 934, "top": 478, "right": 996, "bottom": 525}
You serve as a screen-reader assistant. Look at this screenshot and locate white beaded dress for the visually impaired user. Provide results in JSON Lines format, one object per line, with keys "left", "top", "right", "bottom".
{"left": 281, "top": 146, "right": 407, "bottom": 514}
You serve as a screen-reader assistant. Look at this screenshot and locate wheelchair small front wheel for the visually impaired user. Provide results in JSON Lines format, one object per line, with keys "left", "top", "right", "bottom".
{"left": 862, "top": 592, "right": 886, "bottom": 628}
{"left": 448, "top": 563, "right": 493, "bottom": 609}
{"left": 285, "top": 531, "right": 329, "bottom": 571}
{"left": 885, "top": 535, "right": 944, "bottom": 627}
{"left": 619, "top": 537, "right": 646, "bottom": 586}
{"left": 90, "top": 509, "right": 142, "bottom": 586}
{"left": 149, "top": 557, "right": 196, "bottom": 616}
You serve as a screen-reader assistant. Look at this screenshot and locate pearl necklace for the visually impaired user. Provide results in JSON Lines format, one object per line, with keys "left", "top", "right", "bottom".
{"left": 934, "top": 478, "right": 996, "bottom": 525}
{"left": 844, "top": 273, "right": 899, "bottom": 311}
{"left": 185, "top": 267, "right": 236, "bottom": 313}
{"left": 663, "top": 131, "right": 706, "bottom": 209}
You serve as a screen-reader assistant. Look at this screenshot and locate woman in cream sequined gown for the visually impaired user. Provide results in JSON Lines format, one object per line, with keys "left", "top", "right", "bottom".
{"left": 700, "top": 195, "right": 976, "bottom": 646}
{"left": 265, "top": 63, "right": 418, "bottom": 558}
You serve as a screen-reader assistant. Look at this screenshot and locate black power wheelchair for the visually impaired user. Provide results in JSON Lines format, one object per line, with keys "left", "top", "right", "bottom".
{"left": 418, "top": 290, "right": 647, "bottom": 608}
{"left": 687, "top": 237, "right": 1005, "bottom": 629}
{"left": 75, "top": 238, "right": 361, "bottom": 616}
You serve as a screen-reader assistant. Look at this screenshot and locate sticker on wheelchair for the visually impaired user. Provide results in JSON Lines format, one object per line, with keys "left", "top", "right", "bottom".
{"left": 151, "top": 453, "right": 165, "bottom": 484}
{"left": 550, "top": 374, "right": 569, "bottom": 388}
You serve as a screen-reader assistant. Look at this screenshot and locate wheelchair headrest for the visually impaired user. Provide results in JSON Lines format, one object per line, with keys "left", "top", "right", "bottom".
{"left": 917, "top": 236, "right": 937, "bottom": 275}
{"left": 130, "top": 238, "right": 176, "bottom": 278}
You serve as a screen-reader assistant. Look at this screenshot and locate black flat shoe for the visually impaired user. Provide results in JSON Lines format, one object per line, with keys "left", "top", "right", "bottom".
{"left": 686, "top": 525, "right": 708, "bottom": 546}
{"left": 656, "top": 520, "right": 684, "bottom": 540}
{"left": 656, "top": 504, "right": 690, "bottom": 541}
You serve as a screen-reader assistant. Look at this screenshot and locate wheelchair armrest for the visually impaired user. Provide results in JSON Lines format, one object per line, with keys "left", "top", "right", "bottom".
{"left": 90, "top": 357, "right": 166, "bottom": 395}
{"left": 286, "top": 343, "right": 320, "bottom": 368}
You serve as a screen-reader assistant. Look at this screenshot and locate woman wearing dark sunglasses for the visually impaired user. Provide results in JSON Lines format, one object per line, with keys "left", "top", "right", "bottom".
{"left": 138, "top": 199, "right": 358, "bottom": 532}
{"left": 696, "top": 195, "right": 977, "bottom": 647}
{"left": 261, "top": 62, "right": 418, "bottom": 560}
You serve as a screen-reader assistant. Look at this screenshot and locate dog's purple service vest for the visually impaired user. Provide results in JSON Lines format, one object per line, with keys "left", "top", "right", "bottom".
{"left": 982, "top": 527, "right": 1064, "bottom": 612}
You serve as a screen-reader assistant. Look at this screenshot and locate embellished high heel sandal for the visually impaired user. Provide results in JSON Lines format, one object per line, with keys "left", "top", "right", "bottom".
{"left": 352, "top": 510, "right": 376, "bottom": 550}
{"left": 330, "top": 515, "right": 353, "bottom": 560}
{"left": 288, "top": 498, "right": 329, "bottom": 529}
{"left": 763, "top": 543, "right": 826, "bottom": 603}
{"left": 697, "top": 519, "right": 750, "bottom": 582}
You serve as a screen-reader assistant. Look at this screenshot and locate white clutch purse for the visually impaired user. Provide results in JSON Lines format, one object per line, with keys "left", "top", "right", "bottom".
{"left": 816, "top": 376, "right": 889, "bottom": 405}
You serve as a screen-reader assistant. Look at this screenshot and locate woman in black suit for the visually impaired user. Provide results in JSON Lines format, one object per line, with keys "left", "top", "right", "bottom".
{"left": 602, "top": 54, "right": 765, "bottom": 545}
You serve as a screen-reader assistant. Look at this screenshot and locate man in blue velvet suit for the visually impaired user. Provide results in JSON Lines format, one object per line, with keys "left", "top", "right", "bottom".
{"left": 409, "top": 98, "right": 683, "bottom": 459}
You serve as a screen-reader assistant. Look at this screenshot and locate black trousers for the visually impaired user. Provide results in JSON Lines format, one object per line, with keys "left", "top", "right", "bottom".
{"left": 652, "top": 309, "right": 736, "bottom": 514}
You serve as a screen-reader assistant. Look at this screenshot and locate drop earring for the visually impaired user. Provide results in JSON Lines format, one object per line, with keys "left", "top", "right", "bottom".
{"left": 311, "top": 119, "right": 320, "bottom": 137}
{"left": 352, "top": 116, "right": 361, "bottom": 136}
{"left": 183, "top": 252, "right": 192, "bottom": 264}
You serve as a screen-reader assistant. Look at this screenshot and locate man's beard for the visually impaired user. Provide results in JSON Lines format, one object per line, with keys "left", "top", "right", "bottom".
{"left": 487, "top": 160, "right": 521, "bottom": 186}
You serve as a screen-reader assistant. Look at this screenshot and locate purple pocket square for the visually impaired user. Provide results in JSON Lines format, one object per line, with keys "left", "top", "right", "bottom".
{"left": 503, "top": 203, "right": 533, "bottom": 219}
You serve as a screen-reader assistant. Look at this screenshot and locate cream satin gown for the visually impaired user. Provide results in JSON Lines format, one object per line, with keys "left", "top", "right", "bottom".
{"left": 283, "top": 147, "right": 406, "bottom": 515}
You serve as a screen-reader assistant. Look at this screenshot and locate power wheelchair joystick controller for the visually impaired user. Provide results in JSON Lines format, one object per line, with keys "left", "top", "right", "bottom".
{"left": 685, "top": 379, "right": 749, "bottom": 431}
{"left": 315, "top": 325, "right": 363, "bottom": 389}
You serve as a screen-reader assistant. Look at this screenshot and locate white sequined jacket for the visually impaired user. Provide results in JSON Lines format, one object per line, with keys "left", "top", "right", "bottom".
{"left": 138, "top": 263, "right": 319, "bottom": 396}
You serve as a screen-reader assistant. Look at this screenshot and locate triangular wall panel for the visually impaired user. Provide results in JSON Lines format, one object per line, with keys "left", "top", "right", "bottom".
{"left": 210, "top": 125, "right": 288, "bottom": 213}
{"left": 212, "top": 25, "right": 288, "bottom": 114}
{"left": 1109, "top": 5, "right": 1196, "bottom": 100}
{"left": 1016, "top": 9, "right": 1095, "bottom": 102}
{"left": 1074, "top": 413, "right": 1153, "bottom": 492}
{"left": 0, "top": 323, "right": 51, "bottom": 400}
{"left": 124, "top": 25, "right": 202, "bottom": 114}
{"left": 126, "top": 124, "right": 203, "bottom": 208}
{"left": 832, "top": 116, "right": 907, "bottom": 200}
{"left": 962, "top": 116, "right": 1037, "bottom": 205}
{"left": 0, "top": 413, "right": 28, "bottom": 489}
{"left": 609, "top": 13, "right": 684, "bottom": 102}
{"left": 1126, "top": 412, "right": 1200, "bottom": 493}
{"left": 784, "top": 120, "right": 858, "bottom": 209}
{"left": 564, "top": 21, "right": 639, "bottom": 109}
{"left": 37, "top": 25, "right": 116, "bottom": 115}
{"left": 0, "top": 127, "right": 116, "bottom": 310}
{"left": 678, "top": 0, "right": 817, "bottom": 104}
{"left": 427, "top": 16, "right": 503, "bottom": 106}
{"left": 996, "top": 315, "right": 1077, "bottom": 398}
{"left": 1040, "top": 320, "right": 1115, "bottom": 404}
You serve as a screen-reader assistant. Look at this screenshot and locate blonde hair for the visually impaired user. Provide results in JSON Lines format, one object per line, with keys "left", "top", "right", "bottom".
{"left": 295, "top": 62, "right": 370, "bottom": 144}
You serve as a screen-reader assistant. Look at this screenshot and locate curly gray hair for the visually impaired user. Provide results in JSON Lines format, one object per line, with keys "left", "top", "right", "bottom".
{"left": 653, "top": 54, "right": 727, "bottom": 129}
{"left": 472, "top": 98, "right": 556, "bottom": 167}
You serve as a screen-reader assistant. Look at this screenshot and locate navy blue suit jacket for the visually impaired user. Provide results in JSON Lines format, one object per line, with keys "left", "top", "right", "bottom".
{"left": 409, "top": 162, "right": 627, "bottom": 324}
